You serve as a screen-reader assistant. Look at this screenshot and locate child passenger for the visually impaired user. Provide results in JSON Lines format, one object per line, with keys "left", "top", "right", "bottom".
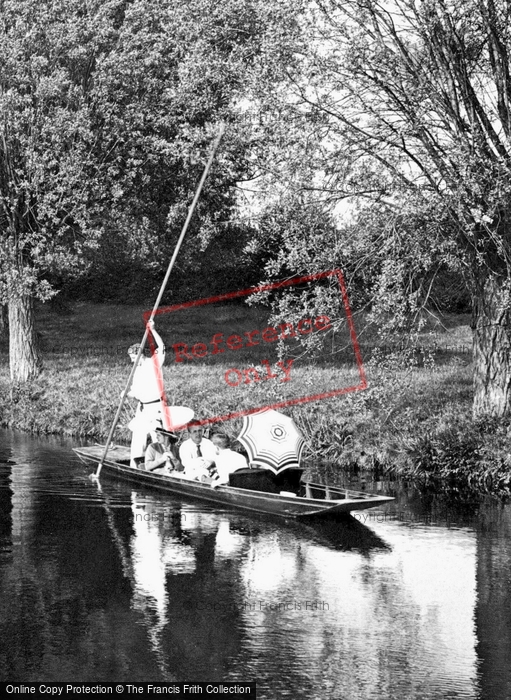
{"left": 210, "top": 433, "right": 248, "bottom": 488}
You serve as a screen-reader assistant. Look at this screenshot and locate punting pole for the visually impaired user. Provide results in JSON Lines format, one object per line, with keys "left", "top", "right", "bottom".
{"left": 92, "top": 124, "right": 226, "bottom": 480}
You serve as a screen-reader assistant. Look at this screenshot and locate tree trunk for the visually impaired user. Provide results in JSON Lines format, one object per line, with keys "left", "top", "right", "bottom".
{"left": 0, "top": 304, "right": 7, "bottom": 335}
{"left": 8, "top": 294, "right": 41, "bottom": 382}
{"left": 472, "top": 276, "right": 511, "bottom": 418}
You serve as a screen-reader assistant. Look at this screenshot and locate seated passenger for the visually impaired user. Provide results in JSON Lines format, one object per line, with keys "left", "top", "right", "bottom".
{"left": 210, "top": 433, "right": 248, "bottom": 488}
{"left": 178, "top": 425, "right": 217, "bottom": 481}
{"left": 145, "top": 421, "right": 182, "bottom": 474}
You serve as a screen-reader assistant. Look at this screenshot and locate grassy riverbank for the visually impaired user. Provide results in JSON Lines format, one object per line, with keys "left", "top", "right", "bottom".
{"left": 1, "top": 301, "right": 510, "bottom": 495}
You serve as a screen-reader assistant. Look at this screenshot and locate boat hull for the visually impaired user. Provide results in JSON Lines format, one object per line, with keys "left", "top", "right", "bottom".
{"left": 73, "top": 445, "right": 394, "bottom": 519}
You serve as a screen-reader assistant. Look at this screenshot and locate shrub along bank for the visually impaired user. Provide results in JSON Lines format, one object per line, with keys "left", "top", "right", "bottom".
{"left": 0, "top": 302, "right": 510, "bottom": 496}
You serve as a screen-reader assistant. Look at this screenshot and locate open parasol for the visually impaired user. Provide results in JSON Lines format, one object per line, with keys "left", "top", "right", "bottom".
{"left": 237, "top": 409, "right": 305, "bottom": 474}
{"left": 164, "top": 405, "right": 195, "bottom": 431}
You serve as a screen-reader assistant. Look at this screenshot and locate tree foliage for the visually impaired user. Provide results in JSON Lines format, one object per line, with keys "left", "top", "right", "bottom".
{"left": 246, "top": 0, "right": 511, "bottom": 417}
{"left": 0, "top": 0, "right": 301, "bottom": 378}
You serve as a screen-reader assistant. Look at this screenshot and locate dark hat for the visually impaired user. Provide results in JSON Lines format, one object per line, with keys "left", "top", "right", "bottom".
{"left": 155, "top": 427, "right": 179, "bottom": 443}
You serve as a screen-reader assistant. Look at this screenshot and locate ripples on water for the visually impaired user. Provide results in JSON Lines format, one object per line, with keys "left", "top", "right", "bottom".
{"left": 0, "top": 429, "right": 510, "bottom": 699}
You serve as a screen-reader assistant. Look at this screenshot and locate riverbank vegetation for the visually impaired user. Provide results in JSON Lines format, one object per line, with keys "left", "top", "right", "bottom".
{"left": 1, "top": 302, "right": 510, "bottom": 496}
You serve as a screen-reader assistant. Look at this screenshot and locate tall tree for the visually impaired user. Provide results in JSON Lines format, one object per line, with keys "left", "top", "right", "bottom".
{"left": 253, "top": 0, "right": 511, "bottom": 418}
{"left": 0, "top": 0, "right": 102, "bottom": 380}
{"left": 0, "top": 0, "right": 295, "bottom": 381}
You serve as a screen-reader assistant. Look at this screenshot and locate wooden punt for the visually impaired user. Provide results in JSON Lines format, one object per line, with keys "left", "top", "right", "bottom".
{"left": 73, "top": 444, "right": 394, "bottom": 519}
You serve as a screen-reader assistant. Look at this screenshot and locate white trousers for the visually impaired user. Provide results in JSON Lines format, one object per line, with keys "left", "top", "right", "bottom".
{"left": 130, "top": 402, "right": 162, "bottom": 461}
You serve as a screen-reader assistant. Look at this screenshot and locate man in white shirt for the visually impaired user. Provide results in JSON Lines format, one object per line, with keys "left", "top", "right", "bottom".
{"left": 127, "top": 319, "right": 165, "bottom": 468}
{"left": 179, "top": 425, "right": 217, "bottom": 481}
{"left": 210, "top": 433, "right": 248, "bottom": 488}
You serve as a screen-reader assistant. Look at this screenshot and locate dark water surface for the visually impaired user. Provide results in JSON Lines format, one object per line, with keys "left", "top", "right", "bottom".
{"left": 0, "top": 429, "right": 510, "bottom": 699}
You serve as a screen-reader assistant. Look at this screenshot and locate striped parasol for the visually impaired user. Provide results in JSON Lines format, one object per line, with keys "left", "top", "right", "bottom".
{"left": 237, "top": 409, "right": 305, "bottom": 474}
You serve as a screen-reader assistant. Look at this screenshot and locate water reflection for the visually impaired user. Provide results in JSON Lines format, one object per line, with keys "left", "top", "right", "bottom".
{"left": 0, "top": 430, "right": 510, "bottom": 698}
{"left": 118, "top": 491, "right": 392, "bottom": 690}
{"left": 475, "top": 503, "right": 511, "bottom": 700}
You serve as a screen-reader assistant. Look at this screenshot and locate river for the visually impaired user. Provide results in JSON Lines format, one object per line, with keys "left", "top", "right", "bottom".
{"left": 0, "top": 429, "right": 510, "bottom": 699}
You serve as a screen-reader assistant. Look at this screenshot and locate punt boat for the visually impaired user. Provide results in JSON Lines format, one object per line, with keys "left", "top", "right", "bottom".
{"left": 74, "top": 444, "right": 394, "bottom": 520}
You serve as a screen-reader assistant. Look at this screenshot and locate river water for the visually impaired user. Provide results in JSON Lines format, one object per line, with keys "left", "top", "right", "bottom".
{"left": 0, "top": 429, "right": 510, "bottom": 699}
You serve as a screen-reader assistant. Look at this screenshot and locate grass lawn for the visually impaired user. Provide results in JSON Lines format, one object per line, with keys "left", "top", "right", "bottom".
{"left": 1, "top": 300, "right": 510, "bottom": 493}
